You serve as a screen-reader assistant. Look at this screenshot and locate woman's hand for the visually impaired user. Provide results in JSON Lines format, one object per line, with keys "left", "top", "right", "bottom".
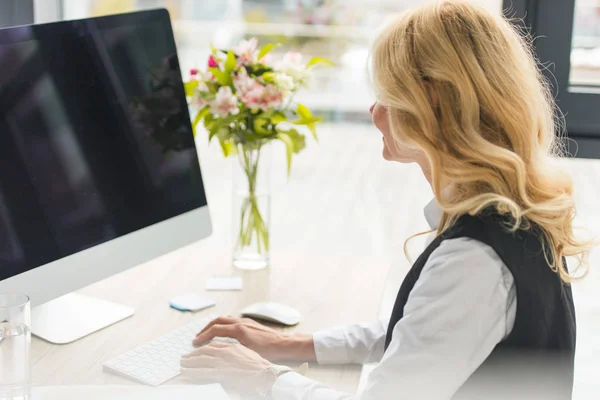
{"left": 192, "top": 316, "right": 316, "bottom": 362}
{"left": 180, "top": 342, "right": 272, "bottom": 391}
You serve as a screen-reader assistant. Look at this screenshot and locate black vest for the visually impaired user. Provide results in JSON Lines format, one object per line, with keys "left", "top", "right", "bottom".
{"left": 385, "top": 212, "right": 576, "bottom": 400}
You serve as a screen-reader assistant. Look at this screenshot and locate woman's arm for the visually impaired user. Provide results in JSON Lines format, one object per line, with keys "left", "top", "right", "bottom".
{"left": 312, "top": 319, "right": 388, "bottom": 365}
{"left": 271, "top": 238, "right": 516, "bottom": 399}
{"left": 192, "top": 316, "right": 317, "bottom": 362}
{"left": 191, "top": 317, "right": 389, "bottom": 365}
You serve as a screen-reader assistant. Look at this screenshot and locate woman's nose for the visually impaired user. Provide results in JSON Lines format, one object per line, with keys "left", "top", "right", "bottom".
{"left": 369, "top": 103, "right": 376, "bottom": 114}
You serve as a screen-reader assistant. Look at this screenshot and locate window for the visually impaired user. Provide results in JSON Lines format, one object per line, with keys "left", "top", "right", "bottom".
{"left": 51, "top": 0, "right": 503, "bottom": 120}
{"left": 571, "top": 0, "right": 600, "bottom": 86}
{"left": 508, "top": 0, "right": 600, "bottom": 158}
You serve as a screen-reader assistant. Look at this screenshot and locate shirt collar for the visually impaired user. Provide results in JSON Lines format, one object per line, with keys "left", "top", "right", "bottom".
{"left": 424, "top": 198, "right": 444, "bottom": 230}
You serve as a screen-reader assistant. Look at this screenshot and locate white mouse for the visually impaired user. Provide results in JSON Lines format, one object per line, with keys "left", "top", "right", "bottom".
{"left": 240, "top": 302, "right": 302, "bottom": 326}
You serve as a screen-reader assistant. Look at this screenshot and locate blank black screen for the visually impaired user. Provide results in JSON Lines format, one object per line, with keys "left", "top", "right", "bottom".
{"left": 0, "top": 10, "right": 207, "bottom": 281}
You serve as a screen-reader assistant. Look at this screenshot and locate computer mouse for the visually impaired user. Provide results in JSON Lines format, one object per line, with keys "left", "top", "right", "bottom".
{"left": 240, "top": 302, "right": 302, "bottom": 326}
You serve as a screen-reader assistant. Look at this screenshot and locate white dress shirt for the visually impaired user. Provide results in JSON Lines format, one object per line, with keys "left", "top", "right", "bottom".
{"left": 272, "top": 199, "right": 517, "bottom": 400}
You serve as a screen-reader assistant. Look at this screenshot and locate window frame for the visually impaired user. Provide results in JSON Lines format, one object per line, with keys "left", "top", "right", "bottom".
{"left": 505, "top": 0, "right": 600, "bottom": 158}
{"left": 0, "top": 0, "right": 34, "bottom": 28}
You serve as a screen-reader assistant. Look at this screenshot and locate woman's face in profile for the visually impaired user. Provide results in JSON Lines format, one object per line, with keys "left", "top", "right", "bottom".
{"left": 370, "top": 102, "right": 422, "bottom": 164}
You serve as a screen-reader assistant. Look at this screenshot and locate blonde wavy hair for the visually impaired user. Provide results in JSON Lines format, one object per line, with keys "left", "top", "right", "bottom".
{"left": 371, "top": 0, "right": 593, "bottom": 282}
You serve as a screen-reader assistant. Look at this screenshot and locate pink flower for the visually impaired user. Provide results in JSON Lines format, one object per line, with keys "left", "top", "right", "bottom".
{"left": 233, "top": 68, "right": 261, "bottom": 96}
{"left": 190, "top": 68, "right": 199, "bottom": 76}
{"left": 241, "top": 83, "right": 284, "bottom": 111}
{"left": 234, "top": 37, "right": 258, "bottom": 65}
{"left": 263, "top": 84, "right": 284, "bottom": 109}
{"left": 208, "top": 55, "right": 219, "bottom": 68}
{"left": 241, "top": 84, "right": 266, "bottom": 110}
{"left": 210, "top": 86, "right": 239, "bottom": 117}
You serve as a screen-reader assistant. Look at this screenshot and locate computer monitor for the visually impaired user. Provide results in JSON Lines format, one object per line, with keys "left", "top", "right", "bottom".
{"left": 0, "top": 9, "right": 212, "bottom": 343}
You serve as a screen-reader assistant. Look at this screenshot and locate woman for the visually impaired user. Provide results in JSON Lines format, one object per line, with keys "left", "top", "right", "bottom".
{"left": 180, "top": 1, "right": 592, "bottom": 399}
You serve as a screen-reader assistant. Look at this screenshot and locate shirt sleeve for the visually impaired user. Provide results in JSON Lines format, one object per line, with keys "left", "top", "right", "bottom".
{"left": 312, "top": 319, "right": 388, "bottom": 365}
{"left": 273, "top": 238, "right": 515, "bottom": 400}
{"left": 272, "top": 372, "right": 354, "bottom": 400}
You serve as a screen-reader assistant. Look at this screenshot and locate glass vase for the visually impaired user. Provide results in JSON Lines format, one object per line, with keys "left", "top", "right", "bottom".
{"left": 232, "top": 143, "right": 271, "bottom": 270}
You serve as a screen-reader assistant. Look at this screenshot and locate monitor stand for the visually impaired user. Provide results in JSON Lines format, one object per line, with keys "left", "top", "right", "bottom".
{"left": 31, "top": 293, "right": 134, "bottom": 344}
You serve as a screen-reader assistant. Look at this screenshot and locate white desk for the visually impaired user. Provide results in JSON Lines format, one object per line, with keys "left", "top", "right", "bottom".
{"left": 31, "top": 124, "right": 600, "bottom": 399}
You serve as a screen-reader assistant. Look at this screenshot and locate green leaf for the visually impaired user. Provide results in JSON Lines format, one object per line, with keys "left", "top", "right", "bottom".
{"left": 198, "top": 91, "right": 215, "bottom": 101}
{"left": 219, "top": 139, "right": 236, "bottom": 157}
{"left": 286, "top": 128, "right": 306, "bottom": 152}
{"left": 253, "top": 118, "right": 271, "bottom": 135}
{"left": 204, "top": 112, "right": 217, "bottom": 131}
{"left": 257, "top": 43, "right": 278, "bottom": 61}
{"left": 261, "top": 72, "right": 275, "bottom": 83}
{"left": 291, "top": 116, "right": 321, "bottom": 141}
{"left": 296, "top": 103, "right": 312, "bottom": 120}
{"left": 210, "top": 44, "right": 218, "bottom": 56}
{"left": 307, "top": 123, "right": 318, "bottom": 141}
{"left": 184, "top": 80, "right": 199, "bottom": 97}
{"left": 271, "top": 111, "right": 287, "bottom": 124}
{"left": 277, "top": 132, "right": 295, "bottom": 176}
{"left": 209, "top": 67, "right": 232, "bottom": 87}
{"left": 192, "top": 106, "right": 209, "bottom": 137}
{"left": 209, "top": 125, "right": 228, "bottom": 141}
{"left": 224, "top": 50, "right": 236, "bottom": 73}
{"left": 306, "top": 56, "right": 335, "bottom": 68}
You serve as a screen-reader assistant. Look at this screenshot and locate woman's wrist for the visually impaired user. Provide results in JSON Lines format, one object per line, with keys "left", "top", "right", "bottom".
{"left": 281, "top": 333, "right": 317, "bottom": 361}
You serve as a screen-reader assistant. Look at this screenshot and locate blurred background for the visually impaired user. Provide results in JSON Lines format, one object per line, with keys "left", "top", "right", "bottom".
{"left": 1, "top": 1, "right": 599, "bottom": 149}
{"left": 52, "top": 0, "right": 600, "bottom": 117}
{"left": 56, "top": 0, "right": 504, "bottom": 120}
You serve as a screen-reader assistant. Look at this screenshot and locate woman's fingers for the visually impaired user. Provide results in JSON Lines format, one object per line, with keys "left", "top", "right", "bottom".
{"left": 183, "top": 342, "right": 232, "bottom": 358}
{"left": 196, "top": 316, "right": 261, "bottom": 337}
{"left": 197, "top": 316, "right": 239, "bottom": 336}
{"left": 192, "top": 324, "right": 243, "bottom": 346}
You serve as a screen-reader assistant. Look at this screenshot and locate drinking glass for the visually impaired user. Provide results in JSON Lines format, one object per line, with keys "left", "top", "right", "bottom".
{"left": 0, "top": 294, "right": 31, "bottom": 400}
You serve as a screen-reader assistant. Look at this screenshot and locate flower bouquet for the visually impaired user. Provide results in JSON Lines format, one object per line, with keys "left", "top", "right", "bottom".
{"left": 186, "top": 38, "right": 332, "bottom": 269}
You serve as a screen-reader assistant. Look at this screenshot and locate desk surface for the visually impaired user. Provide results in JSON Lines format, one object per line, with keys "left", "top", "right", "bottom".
{"left": 31, "top": 124, "right": 600, "bottom": 398}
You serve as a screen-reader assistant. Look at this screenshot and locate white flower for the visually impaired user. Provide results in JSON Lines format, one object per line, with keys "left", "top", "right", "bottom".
{"left": 273, "top": 72, "right": 295, "bottom": 96}
{"left": 210, "top": 86, "right": 239, "bottom": 117}
{"left": 275, "top": 51, "right": 312, "bottom": 87}
{"left": 234, "top": 37, "right": 259, "bottom": 65}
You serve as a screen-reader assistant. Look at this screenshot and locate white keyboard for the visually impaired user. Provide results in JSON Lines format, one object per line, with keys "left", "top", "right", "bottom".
{"left": 102, "top": 315, "right": 238, "bottom": 386}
